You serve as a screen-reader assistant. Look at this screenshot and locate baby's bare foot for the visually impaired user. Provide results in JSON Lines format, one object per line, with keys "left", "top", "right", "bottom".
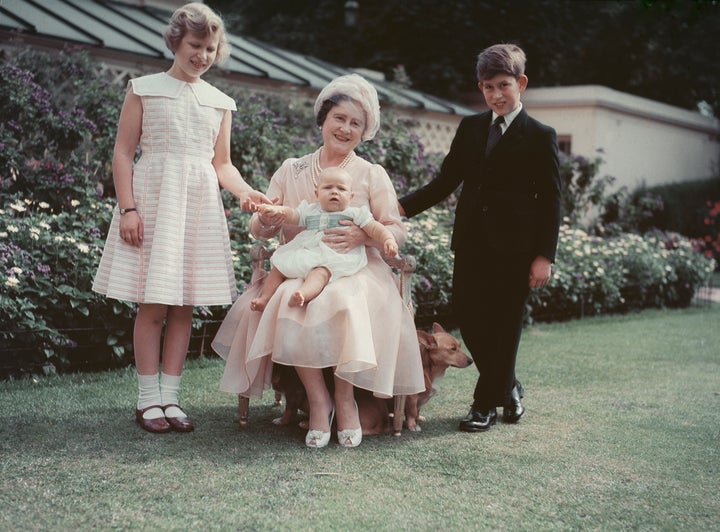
{"left": 250, "top": 298, "right": 267, "bottom": 312}
{"left": 288, "top": 291, "right": 306, "bottom": 307}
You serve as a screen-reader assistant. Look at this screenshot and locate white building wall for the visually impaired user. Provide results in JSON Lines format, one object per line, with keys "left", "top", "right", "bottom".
{"left": 522, "top": 85, "right": 720, "bottom": 189}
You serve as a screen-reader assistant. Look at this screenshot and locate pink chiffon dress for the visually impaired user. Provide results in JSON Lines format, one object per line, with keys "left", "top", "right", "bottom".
{"left": 212, "top": 150, "right": 425, "bottom": 399}
{"left": 93, "top": 73, "right": 238, "bottom": 306}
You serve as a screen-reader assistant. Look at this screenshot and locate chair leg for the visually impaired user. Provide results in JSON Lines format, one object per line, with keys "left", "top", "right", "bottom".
{"left": 393, "top": 395, "right": 405, "bottom": 436}
{"left": 238, "top": 395, "right": 250, "bottom": 427}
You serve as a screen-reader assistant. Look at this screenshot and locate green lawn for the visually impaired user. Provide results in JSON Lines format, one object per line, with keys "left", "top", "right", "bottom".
{"left": 1, "top": 305, "right": 719, "bottom": 530}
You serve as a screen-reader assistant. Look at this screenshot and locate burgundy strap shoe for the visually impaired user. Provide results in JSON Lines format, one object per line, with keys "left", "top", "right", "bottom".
{"left": 136, "top": 405, "right": 172, "bottom": 433}
{"left": 163, "top": 404, "right": 195, "bottom": 432}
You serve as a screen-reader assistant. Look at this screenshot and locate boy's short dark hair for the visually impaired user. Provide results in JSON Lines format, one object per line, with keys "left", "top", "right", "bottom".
{"left": 476, "top": 44, "right": 526, "bottom": 82}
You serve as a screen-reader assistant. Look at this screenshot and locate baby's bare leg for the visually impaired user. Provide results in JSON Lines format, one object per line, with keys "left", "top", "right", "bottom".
{"left": 289, "top": 267, "right": 331, "bottom": 307}
{"left": 251, "top": 267, "right": 286, "bottom": 311}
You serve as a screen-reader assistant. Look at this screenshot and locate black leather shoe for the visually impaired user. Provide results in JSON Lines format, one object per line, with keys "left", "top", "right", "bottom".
{"left": 458, "top": 407, "right": 497, "bottom": 432}
{"left": 502, "top": 385, "right": 525, "bottom": 423}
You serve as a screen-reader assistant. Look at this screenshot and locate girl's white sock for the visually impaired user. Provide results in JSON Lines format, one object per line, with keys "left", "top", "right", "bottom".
{"left": 160, "top": 372, "right": 186, "bottom": 418}
{"left": 137, "top": 373, "right": 164, "bottom": 419}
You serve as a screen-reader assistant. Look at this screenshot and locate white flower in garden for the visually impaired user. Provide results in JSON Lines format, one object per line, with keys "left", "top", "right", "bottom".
{"left": 39, "top": 222, "right": 50, "bottom": 230}
{"left": 10, "top": 202, "right": 26, "bottom": 213}
{"left": 39, "top": 202, "right": 50, "bottom": 209}
{"left": 11, "top": 267, "right": 22, "bottom": 274}
{"left": 5, "top": 277, "right": 20, "bottom": 288}
{"left": 54, "top": 235, "right": 64, "bottom": 242}
{"left": 76, "top": 243, "right": 90, "bottom": 254}
{"left": 71, "top": 200, "right": 80, "bottom": 207}
{"left": 7, "top": 225, "right": 19, "bottom": 233}
{"left": 0, "top": 232, "right": 7, "bottom": 238}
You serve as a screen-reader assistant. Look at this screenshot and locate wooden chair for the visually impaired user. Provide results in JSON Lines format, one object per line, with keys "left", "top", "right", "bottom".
{"left": 238, "top": 243, "right": 416, "bottom": 436}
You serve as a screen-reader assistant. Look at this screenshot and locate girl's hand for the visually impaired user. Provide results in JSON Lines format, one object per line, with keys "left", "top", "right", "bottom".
{"left": 119, "top": 211, "right": 143, "bottom": 247}
{"left": 240, "top": 189, "right": 272, "bottom": 212}
{"left": 323, "top": 220, "right": 367, "bottom": 253}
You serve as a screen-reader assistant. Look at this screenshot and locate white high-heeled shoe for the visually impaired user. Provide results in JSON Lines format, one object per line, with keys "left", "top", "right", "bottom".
{"left": 337, "top": 402, "right": 362, "bottom": 448}
{"left": 305, "top": 408, "right": 335, "bottom": 449}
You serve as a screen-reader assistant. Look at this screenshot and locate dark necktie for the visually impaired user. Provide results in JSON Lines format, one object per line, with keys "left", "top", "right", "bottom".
{"left": 485, "top": 115, "right": 504, "bottom": 156}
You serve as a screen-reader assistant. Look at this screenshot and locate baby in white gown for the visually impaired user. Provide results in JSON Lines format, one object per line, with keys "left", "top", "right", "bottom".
{"left": 251, "top": 166, "right": 399, "bottom": 310}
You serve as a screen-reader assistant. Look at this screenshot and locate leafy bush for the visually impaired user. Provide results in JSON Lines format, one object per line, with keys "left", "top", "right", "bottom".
{"left": 695, "top": 200, "right": 720, "bottom": 266}
{"left": 529, "top": 224, "right": 716, "bottom": 321}
{"left": 559, "top": 152, "right": 615, "bottom": 227}
{"left": 1, "top": 48, "right": 715, "bottom": 377}
{"left": 0, "top": 50, "right": 450, "bottom": 375}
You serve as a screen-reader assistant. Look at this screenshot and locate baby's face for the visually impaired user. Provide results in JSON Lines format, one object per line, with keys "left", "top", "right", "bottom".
{"left": 316, "top": 169, "right": 353, "bottom": 212}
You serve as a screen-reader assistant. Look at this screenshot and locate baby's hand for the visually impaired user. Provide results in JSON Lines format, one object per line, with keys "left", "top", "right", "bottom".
{"left": 384, "top": 238, "right": 398, "bottom": 258}
{"left": 257, "top": 204, "right": 286, "bottom": 224}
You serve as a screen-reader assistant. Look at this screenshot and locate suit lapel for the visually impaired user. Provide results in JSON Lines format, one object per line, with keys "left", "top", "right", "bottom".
{"left": 489, "top": 108, "right": 528, "bottom": 158}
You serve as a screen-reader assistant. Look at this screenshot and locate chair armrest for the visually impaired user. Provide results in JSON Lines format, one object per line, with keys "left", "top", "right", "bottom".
{"left": 382, "top": 253, "right": 416, "bottom": 314}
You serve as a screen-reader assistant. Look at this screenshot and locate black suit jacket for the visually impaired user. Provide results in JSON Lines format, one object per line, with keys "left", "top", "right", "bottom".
{"left": 401, "top": 109, "right": 561, "bottom": 262}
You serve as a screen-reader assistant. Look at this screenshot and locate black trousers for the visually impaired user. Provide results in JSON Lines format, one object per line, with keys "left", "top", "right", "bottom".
{"left": 452, "top": 245, "right": 532, "bottom": 410}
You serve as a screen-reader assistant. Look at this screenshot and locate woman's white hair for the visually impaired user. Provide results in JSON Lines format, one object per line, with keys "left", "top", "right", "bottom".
{"left": 313, "top": 74, "right": 381, "bottom": 141}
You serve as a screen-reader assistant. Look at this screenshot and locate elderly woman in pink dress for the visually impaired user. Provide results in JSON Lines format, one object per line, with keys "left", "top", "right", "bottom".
{"left": 212, "top": 74, "right": 424, "bottom": 448}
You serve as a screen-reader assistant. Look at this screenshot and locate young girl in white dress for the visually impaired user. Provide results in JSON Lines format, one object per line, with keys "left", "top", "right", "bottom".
{"left": 93, "top": 3, "right": 268, "bottom": 433}
{"left": 250, "top": 166, "right": 399, "bottom": 311}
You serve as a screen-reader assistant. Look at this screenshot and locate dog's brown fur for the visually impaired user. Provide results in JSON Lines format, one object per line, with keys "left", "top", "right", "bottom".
{"left": 403, "top": 322, "right": 473, "bottom": 431}
{"left": 272, "top": 322, "right": 472, "bottom": 434}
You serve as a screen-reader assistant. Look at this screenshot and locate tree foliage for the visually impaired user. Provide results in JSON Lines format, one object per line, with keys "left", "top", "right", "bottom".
{"left": 210, "top": 0, "right": 720, "bottom": 115}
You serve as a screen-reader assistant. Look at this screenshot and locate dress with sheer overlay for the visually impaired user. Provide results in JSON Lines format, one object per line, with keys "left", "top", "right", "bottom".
{"left": 93, "top": 73, "right": 238, "bottom": 306}
{"left": 212, "top": 151, "right": 424, "bottom": 399}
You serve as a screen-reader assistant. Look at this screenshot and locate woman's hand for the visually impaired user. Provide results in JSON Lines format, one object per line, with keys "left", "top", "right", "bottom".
{"left": 323, "top": 220, "right": 367, "bottom": 253}
{"left": 119, "top": 211, "right": 143, "bottom": 247}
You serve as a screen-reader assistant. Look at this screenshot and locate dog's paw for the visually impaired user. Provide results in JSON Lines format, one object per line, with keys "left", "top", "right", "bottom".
{"left": 407, "top": 424, "right": 422, "bottom": 432}
{"left": 418, "top": 415, "right": 427, "bottom": 422}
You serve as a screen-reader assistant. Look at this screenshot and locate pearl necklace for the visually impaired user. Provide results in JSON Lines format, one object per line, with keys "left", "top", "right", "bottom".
{"left": 311, "top": 148, "right": 355, "bottom": 186}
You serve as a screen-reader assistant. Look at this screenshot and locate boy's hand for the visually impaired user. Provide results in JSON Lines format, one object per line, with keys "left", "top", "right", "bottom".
{"left": 529, "top": 255, "right": 552, "bottom": 288}
{"left": 383, "top": 238, "right": 398, "bottom": 258}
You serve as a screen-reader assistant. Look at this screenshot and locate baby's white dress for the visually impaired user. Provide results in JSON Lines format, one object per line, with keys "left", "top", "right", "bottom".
{"left": 270, "top": 200, "right": 374, "bottom": 282}
{"left": 93, "top": 73, "right": 238, "bottom": 306}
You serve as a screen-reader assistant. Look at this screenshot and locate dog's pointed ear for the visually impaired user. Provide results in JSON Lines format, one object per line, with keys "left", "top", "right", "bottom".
{"left": 431, "top": 322, "right": 446, "bottom": 334}
{"left": 417, "top": 330, "right": 437, "bottom": 350}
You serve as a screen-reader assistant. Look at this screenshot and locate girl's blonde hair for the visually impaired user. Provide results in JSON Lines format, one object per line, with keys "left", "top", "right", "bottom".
{"left": 163, "top": 2, "right": 230, "bottom": 64}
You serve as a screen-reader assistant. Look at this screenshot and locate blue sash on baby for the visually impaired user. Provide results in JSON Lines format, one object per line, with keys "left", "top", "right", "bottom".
{"left": 304, "top": 213, "right": 354, "bottom": 231}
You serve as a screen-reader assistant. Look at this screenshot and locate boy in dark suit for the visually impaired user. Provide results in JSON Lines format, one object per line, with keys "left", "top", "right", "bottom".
{"left": 399, "top": 44, "right": 561, "bottom": 432}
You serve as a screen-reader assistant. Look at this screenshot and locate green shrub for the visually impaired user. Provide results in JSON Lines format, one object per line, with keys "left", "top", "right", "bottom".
{"left": 529, "top": 224, "right": 716, "bottom": 321}
{"left": 695, "top": 200, "right": 720, "bottom": 266}
{"left": 1, "top": 48, "right": 715, "bottom": 377}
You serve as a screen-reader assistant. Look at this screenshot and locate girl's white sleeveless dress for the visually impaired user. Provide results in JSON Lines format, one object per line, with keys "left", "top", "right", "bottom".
{"left": 93, "top": 73, "right": 238, "bottom": 306}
